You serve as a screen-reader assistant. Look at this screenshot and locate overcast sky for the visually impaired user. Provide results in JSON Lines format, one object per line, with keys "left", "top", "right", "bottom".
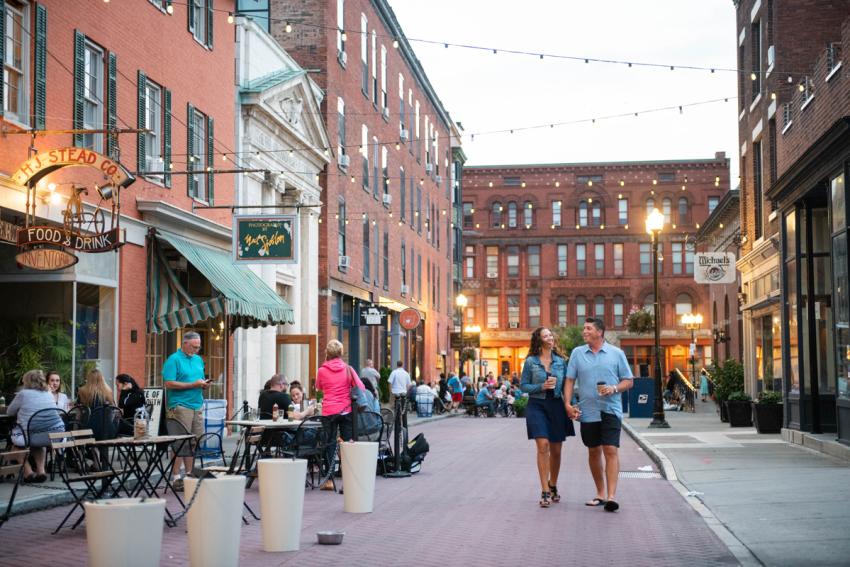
{"left": 391, "top": 0, "right": 740, "bottom": 180}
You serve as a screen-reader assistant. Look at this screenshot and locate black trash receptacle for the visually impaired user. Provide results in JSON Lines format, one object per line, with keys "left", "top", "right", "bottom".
{"left": 629, "top": 378, "right": 655, "bottom": 418}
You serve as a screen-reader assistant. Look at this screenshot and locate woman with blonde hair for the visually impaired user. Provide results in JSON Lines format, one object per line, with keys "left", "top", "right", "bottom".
{"left": 6, "top": 369, "right": 64, "bottom": 482}
{"left": 77, "top": 369, "right": 115, "bottom": 408}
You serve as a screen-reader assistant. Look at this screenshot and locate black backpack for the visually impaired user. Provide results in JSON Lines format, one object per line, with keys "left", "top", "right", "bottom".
{"left": 400, "top": 432, "right": 430, "bottom": 473}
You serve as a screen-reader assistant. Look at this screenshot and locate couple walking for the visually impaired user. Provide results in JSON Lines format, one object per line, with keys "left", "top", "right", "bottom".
{"left": 520, "top": 318, "right": 633, "bottom": 512}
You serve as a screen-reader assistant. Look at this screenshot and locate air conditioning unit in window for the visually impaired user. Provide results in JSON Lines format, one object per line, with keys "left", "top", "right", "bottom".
{"left": 401, "top": 284, "right": 410, "bottom": 295}
{"left": 558, "top": 270, "right": 567, "bottom": 277}
{"left": 425, "top": 163, "right": 433, "bottom": 174}
{"left": 338, "top": 154, "right": 350, "bottom": 168}
{"left": 382, "top": 193, "right": 392, "bottom": 206}
{"left": 435, "top": 175, "right": 442, "bottom": 183}
{"left": 486, "top": 271, "right": 497, "bottom": 279}
{"left": 339, "top": 51, "right": 347, "bottom": 65}
{"left": 400, "top": 129, "right": 409, "bottom": 142}
{"left": 509, "top": 322, "right": 519, "bottom": 329}
{"left": 338, "top": 256, "right": 350, "bottom": 269}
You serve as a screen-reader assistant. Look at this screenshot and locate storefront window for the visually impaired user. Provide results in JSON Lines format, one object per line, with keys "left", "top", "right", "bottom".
{"left": 785, "top": 210, "right": 800, "bottom": 394}
{"left": 832, "top": 233, "right": 850, "bottom": 400}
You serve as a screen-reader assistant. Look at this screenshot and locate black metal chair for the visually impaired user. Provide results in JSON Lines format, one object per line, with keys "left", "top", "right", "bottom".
{"left": 0, "top": 449, "right": 29, "bottom": 529}
{"left": 286, "top": 416, "right": 339, "bottom": 490}
{"left": 65, "top": 405, "right": 90, "bottom": 432}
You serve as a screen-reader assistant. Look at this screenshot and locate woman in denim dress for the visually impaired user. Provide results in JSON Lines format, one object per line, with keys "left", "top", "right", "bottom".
{"left": 520, "top": 327, "right": 575, "bottom": 507}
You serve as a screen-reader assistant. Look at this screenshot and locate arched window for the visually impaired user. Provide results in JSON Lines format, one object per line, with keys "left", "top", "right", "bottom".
{"left": 613, "top": 295, "right": 624, "bottom": 327}
{"left": 579, "top": 202, "right": 588, "bottom": 227}
{"left": 678, "top": 197, "right": 689, "bottom": 225}
{"left": 646, "top": 198, "right": 655, "bottom": 216}
{"left": 594, "top": 295, "right": 605, "bottom": 320}
{"left": 491, "top": 201, "right": 502, "bottom": 227}
{"left": 643, "top": 293, "right": 655, "bottom": 312}
{"left": 507, "top": 201, "right": 517, "bottom": 227}
{"left": 523, "top": 201, "right": 533, "bottom": 228}
{"left": 676, "top": 293, "right": 693, "bottom": 317}
{"left": 557, "top": 296, "right": 568, "bottom": 327}
{"left": 591, "top": 202, "right": 602, "bottom": 226}
{"left": 662, "top": 198, "right": 672, "bottom": 225}
{"left": 576, "top": 295, "right": 587, "bottom": 319}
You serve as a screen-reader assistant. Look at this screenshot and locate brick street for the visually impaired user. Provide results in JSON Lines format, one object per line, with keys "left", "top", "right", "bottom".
{"left": 0, "top": 416, "right": 737, "bottom": 566}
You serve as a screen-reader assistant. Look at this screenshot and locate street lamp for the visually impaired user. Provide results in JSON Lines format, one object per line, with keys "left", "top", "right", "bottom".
{"left": 646, "top": 208, "right": 669, "bottom": 428}
{"left": 456, "top": 294, "right": 468, "bottom": 377}
{"left": 681, "top": 312, "right": 703, "bottom": 395}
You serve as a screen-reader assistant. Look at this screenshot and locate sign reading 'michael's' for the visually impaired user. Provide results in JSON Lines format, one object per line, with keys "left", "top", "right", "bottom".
{"left": 694, "top": 252, "right": 737, "bottom": 284}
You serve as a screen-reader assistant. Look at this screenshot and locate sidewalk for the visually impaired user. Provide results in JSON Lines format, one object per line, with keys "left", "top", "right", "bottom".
{"left": 0, "top": 414, "right": 737, "bottom": 566}
{"left": 625, "top": 401, "right": 850, "bottom": 567}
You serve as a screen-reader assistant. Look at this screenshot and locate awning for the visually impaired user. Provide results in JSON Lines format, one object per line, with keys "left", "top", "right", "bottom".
{"left": 147, "top": 231, "right": 294, "bottom": 333}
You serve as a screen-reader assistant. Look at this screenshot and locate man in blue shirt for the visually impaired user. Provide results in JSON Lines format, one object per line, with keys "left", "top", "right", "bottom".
{"left": 447, "top": 373, "right": 463, "bottom": 412}
{"left": 476, "top": 384, "right": 496, "bottom": 417}
{"left": 565, "top": 318, "right": 633, "bottom": 512}
{"left": 163, "top": 331, "right": 209, "bottom": 490}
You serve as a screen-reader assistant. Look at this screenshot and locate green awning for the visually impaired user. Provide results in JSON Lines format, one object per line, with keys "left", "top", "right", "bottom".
{"left": 147, "top": 231, "right": 294, "bottom": 333}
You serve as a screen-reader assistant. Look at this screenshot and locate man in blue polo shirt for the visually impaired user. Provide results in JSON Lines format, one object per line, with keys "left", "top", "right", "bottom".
{"left": 476, "top": 383, "right": 496, "bottom": 417}
{"left": 163, "top": 331, "right": 209, "bottom": 491}
{"left": 565, "top": 318, "right": 633, "bottom": 513}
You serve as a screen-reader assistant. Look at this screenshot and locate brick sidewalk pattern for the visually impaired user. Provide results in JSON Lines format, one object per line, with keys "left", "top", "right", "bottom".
{"left": 0, "top": 417, "right": 737, "bottom": 566}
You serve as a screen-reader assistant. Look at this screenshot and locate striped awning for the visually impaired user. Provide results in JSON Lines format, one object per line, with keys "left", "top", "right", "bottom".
{"left": 147, "top": 231, "right": 294, "bottom": 334}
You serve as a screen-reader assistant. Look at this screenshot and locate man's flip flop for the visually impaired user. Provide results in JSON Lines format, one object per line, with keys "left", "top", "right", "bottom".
{"left": 604, "top": 500, "right": 620, "bottom": 512}
{"left": 585, "top": 498, "right": 606, "bottom": 507}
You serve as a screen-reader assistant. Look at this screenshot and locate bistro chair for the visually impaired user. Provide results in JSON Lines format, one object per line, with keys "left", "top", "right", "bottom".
{"left": 0, "top": 449, "right": 29, "bottom": 529}
{"left": 200, "top": 425, "right": 264, "bottom": 523}
{"left": 285, "top": 416, "right": 339, "bottom": 491}
{"left": 65, "top": 405, "right": 90, "bottom": 432}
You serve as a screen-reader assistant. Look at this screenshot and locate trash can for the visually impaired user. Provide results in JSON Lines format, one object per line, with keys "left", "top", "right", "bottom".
{"left": 340, "top": 441, "right": 379, "bottom": 513}
{"left": 629, "top": 378, "right": 656, "bottom": 418}
{"left": 202, "top": 399, "right": 227, "bottom": 452}
{"left": 85, "top": 498, "right": 165, "bottom": 567}
{"left": 184, "top": 475, "right": 245, "bottom": 567}
{"left": 258, "top": 459, "right": 307, "bottom": 552}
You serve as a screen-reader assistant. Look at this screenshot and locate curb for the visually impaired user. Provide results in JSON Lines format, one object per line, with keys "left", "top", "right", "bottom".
{"left": 408, "top": 410, "right": 462, "bottom": 426}
{"left": 622, "top": 420, "right": 763, "bottom": 567}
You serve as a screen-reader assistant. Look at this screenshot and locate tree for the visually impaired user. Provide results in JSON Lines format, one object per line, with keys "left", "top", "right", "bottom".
{"left": 552, "top": 326, "right": 583, "bottom": 358}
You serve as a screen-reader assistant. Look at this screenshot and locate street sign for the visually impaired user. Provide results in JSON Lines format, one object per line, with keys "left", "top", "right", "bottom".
{"left": 359, "top": 303, "right": 388, "bottom": 326}
{"left": 450, "top": 332, "right": 480, "bottom": 349}
{"left": 233, "top": 215, "right": 297, "bottom": 263}
{"left": 399, "top": 308, "right": 421, "bottom": 330}
{"left": 694, "top": 252, "right": 736, "bottom": 284}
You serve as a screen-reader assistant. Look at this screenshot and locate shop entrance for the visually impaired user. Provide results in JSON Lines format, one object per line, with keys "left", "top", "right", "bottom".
{"left": 275, "top": 334, "right": 317, "bottom": 395}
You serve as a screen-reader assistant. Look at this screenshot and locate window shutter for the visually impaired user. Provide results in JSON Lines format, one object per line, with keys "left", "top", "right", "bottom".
{"left": 187, "top": 102, "right": 195, "bottom": 197}
{"left": 106, "top": 53, "right": 117, "bottom": 158}
{"left": 33, "top": 5, "right": 48, "bottom": 129}
{"left": 187, "top": 0, "right": 194, "bottom": 33}
{"left": 206, "top": 0, "right": 214, "bottom": 49}
{"left": 0, "top": 2, "right": 5, "bottom": 118}
{"left": 206, "top": 116, "right": 214, "bottom": 204}
{"left": 73, "top": 31, "right": 86, "bottom": 146}
{"left": 136, "top": 71, "right": 147, "bottom": 172}
{"left": 163, "top": 88, "right": 172, "bottom": 187}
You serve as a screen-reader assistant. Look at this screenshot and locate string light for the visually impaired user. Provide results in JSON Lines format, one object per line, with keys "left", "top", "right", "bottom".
{"left": 341, "top": 31, "right": 347, "bottom": 42}
{"left": 227, "top": 13, "right": 234, "bottom": 24}
{"left": 285, "top": 21, "right": 292, "bottom": 33}
{"left": 393, "top": 39, "right": 399, "bottom": 49}
{"left": 166, "top": 4, "right": 173, "bottom": 14}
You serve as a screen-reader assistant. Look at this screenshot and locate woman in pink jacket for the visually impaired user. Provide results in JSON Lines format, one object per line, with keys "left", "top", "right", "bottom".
{"left": 315, "top": 339, "right": 365, "bottom": 442}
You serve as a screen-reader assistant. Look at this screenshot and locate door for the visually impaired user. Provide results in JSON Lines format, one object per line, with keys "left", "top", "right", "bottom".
{"left": 275, "top": 335, "right": 317, "bottom": 395}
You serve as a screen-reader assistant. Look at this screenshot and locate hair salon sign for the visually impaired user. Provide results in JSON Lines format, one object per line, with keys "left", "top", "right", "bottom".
{"left": 694, "top": 252, "right": 737, "bottom": 284}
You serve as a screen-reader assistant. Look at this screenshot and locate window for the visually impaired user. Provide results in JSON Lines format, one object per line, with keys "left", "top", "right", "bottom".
{"left": 2, "top": 1, "right": 28, "bottom": 124}
{"left": 506, "top": 246, "right": 519, "bottom": 277}
{"left": 383, "top": 230, "right": 389, "bottom": 289}
{"left": 676, "top": 293, "right": 693, "bottom": 317}
{"left": 491, "top": 202, "right": 503, "bottom": 228}
{"left": 685, "top": 242, "right": 694, "bottom": 274}
{"left": 613, "top": 243, "right": 623, "bottom": 276}
{"left": 613, "top": 296, "right": 624, "bottom": 327}
{"left": 523, "top": 201, "right": 533, "bottom": 228}
{"left": 678, "top": 197, "right": 689, "bottom": 224}
{"left": 417, "top": 253, "right": 421, "bottom": 300}
{"left": 400, "top": 167, "right": 406, "bottom": 220}
{"left": 557, "top": 244, "right": 567, "bottom": 275}
{"left": 82, "top": 42, "right": 104, "bottom": 151}
{"left": 338, "top": 199, "right": 346, "bottom": 257}
{"left": 380, "top": 44, "right": 387, "bottom": 111}
{"left": 578, "top": 202, "right": 588, "bottom": 227}
{"left": 336, "top": 0, "right": 345, "bottom": 55}
{"left": 708, "top": 196, "right": 720, "bottom": 214}
{"left": 528, "top": 245, "right": 540, "bottom": 277}
{"left": 360, "top": 14, "right": 368, "bottom": 95}
{"left": 662, "top": 198, "right": 672, "bottom": 225}
{"left": 416, "top": 185, "right": 422, "bottom": 233}
{"left": 576, "top": 296, "right": 587, "bottom": 319}
{"left": 576, "top": 244, "right": 586, "bottom": 276}
{"left": 618, "top": 198, "right": 628, "bottom": 225}
{"left": 236, "top": 0, "right": 269, "bottom": 30}
{"left": 486, "top": 246, "right": 499, "bottom": 277}
{"left": 594, "top": 296, "right": 605, "bottom": 320}
{"left": 189, "top": 0, "right": 212, "bottom": 48}
{"left": 503, "top": 176, "right": 521, "bottom": 186}
{"left": 401, "top": 241, "right": 407, "bottom": 287}
{"left": 507, "top": 202, "right": 517, "bottom": 228}
{"left": 372, "top": 136, "right": 379, "bottom": 196}
{"left": 644, "top": 293, "right": 655, "bottom": 312}
{"left": 557, "top": 297, "right": 568, "bottom": 327}
{"left": 640, "top": 243, "right": 650, "bottom": 275}
{"left": 507, "top": 295, "right": 520, "bottom": 326}
{"left": 552, "top": 200, "right": 562, "bottom": 227}
{"left": 398, "top": 73, "right": 405, "bottom": 135}
{"left": 373, "top": 224, "right": 379, "bottom": 284}
{"left": 362, "top": 215, "right": 370, "bottom": 282}
{"left": 751, "top": 19, "right": 762, "bottom": 101}
{"left": 658, "top": 172, "right": 675, "bottom": 183}
{"left": 595, "top": 244, "right": 604, "bottom": 275}
{"left": 753, "top": 140, "right": 763, "bottom": 239}
{"left": 370, "top": 30, "right": 377, "bottom": 106}
{"left": 672, "top": 242, "right": 684, "bottom": 274}
{"left": 487, "top": 296, "right": 499, "bottom": 328}
{"left": 187, "top": 105, "right": 211, "bottom": 202}
{"left": 646, "top": 198, "right": 655, "bottom": 215}
{"left": 577, "top": 175, "right": 602, "bottom": 185}
{"left": 381, "top": 146, "right": 388, "bottom": 198}
{"left": 528, "top": 296, "right": 540, "bottom": 328}
{"left": 463, "top": 202, "right": 473, "bottom": 228}
{"left": 591, "top": 202, "right": 602, "bottom": 226}
{"left": 337, "top": 97, "right": 346, "bottom": 159}
{"left": 141, "top": 78, "right": 164, "bottom": 175}
{"left": 409, "top": 177, "right": 415, "bottom": 226}
{"left": 361, "top": 125, "right": 369, "bottom": 189}
{"left": 464, "top": 245, "right": 474, "bottom": 279}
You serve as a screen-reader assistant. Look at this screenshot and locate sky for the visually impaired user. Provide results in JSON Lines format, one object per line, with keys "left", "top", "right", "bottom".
{"left": 390, "top": 0, "right": 740, "bottom": 180}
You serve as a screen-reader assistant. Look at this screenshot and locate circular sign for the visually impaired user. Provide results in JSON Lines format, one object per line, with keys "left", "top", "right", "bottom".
{"left": 399, "top": 308, "right": 421, "bottom": 330}
{"left": 16, "top": 247, "right": 78, "bottom": 271}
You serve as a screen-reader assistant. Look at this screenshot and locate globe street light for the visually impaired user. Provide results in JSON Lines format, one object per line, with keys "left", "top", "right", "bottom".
{"left": 681, "top": 312, "right": 703, "bottom": 406}
{"left": 456, "top": 294, "right": 468, "bottom": 377}
{"left": 646, "top": 208, "right": 669, "bottom": 428}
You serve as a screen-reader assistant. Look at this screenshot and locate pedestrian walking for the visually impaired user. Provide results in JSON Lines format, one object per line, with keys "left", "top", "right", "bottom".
{"left": 447, "top": 372, "right": 463, "bottom": 412}
{"left": 520, "top": 327, "right": 574, "bottom": 508}
{"left": 388, "top": 360, "right": 412, "bottom": 427}
{"left": 564, "top": 318, "right": 634, "bottom": 513}
{"left": 359, "top": 359, "right": 381, "bottom": 391}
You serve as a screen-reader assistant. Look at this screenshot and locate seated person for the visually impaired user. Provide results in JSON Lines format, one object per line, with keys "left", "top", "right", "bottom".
{"left": 476, "top": 384, "right": 496, "bottom": 416}
{"left": 287, "top": 383, "right": 315, "bottom": 419}
{"left": 7, "top": 369, "right": 64, "bottom": 483}
{"left": 362, "top": 380, "right": 382, "bottom": 413}
{"left": 416, "top": 381, "right": 436, "bottom": 415}
{"left": 257, "top": 374, "right": 291, "bottom": 419}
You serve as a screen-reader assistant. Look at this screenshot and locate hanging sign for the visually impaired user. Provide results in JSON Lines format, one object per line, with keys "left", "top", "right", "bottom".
{"left": 399, "top": 308, "right": 422, "bottom": 330}
{"left": 694, "top": 252, "right": 737, "bottom": 284}
{"left": 17, "top": 225, "right": 124, "bottom": 252}
{"left": 12, "top": 147, "right": 135, "bottom": 188}
{"left": 0, "top": 219, "right": 17, "bottom": 244}
{"left": 233, "top": 215, "right": 297, "bottom": 263}
{"left": 359, "top": 303, "right": 388, "bottom": 326}
{"left": 15, "top": 247, "right": 78, "bottom": 270}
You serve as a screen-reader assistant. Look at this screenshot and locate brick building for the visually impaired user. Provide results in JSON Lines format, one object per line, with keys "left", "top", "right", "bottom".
{"left": 264, "top": 0, "right": 463, "bottom": 383}
{"left": 460, "top": 157, "right": 729, "bottom": 380}
{"left": 737, "top": 0, "right": 850, "bottom": 441}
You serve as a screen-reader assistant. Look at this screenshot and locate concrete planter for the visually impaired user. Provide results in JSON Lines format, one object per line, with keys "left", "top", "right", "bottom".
{"left": 726, "top": 400, "right": 753, "bottom": 427}
{"left": 753, "top": 403, "right": 783, "bottom": 433}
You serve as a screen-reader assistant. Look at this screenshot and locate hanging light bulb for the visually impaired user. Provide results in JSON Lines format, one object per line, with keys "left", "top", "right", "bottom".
{"left": 341, "top": 30, "right": 347, "bottom": 42}
{"left": 393, "top": 39, "right": 399, "bottom": 49}
{"left": 750, "top": 72, "right": 757, "bottom": 81}
{"left": 555, "top": 181, "right": 560, "bottom": 187}
{"left": 166, "top": 4, "right": 174, "bottom": 14}
{"left": 227, "top": 13, "right": 234, "bottom": 24}
{"left": 285, "top": 21, "right": 292, "bottom": 33}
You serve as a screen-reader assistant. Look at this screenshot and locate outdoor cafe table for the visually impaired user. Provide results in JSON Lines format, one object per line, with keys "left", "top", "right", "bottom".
{"left": 93, "top": 434, "right": 194, "bottom": 524}
{"left": 224, "top": 419, "right": 315, "bottom": 474}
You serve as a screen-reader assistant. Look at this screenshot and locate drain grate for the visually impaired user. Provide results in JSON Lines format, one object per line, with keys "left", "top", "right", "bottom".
{"left": 619, "top": 471, "right": 662, "bottom": 479}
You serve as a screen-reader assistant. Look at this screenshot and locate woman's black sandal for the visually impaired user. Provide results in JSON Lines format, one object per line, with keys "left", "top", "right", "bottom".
{"left": 539, "top": 491, "right": 552, "bottom": 508}
{"left": 549, "top": 485, "right": 561, "bottom": 503}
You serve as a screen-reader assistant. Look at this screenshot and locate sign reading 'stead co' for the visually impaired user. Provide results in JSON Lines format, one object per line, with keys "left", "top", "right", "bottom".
{"left": 694, "top": 252, "right": 737, "bottom": 284}
{"left": 233, "top": 215, "right": 297, "bottom": 263}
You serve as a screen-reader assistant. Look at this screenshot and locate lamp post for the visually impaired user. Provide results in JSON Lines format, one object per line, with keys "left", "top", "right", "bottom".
{"left": 681, "top": 312, "right": 703, "bottom": 402}
{"left": 646, "top": 208, "right": 669, "bottom": 428}
{"left": 456, "top": 294, "right": 468, "bottom": 377}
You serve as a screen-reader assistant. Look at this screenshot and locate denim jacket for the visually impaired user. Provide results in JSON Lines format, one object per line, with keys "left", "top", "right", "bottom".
{"left": 520, "top": 353, "right": 567, "bottom": 399}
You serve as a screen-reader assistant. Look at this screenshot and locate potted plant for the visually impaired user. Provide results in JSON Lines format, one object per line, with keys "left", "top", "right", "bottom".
{"left": 513, "top": 395, "right": 528, "bottom": 418}
{"left": 626, "top": 306, "right": 655, "bottom": 334}
{"left": 712, "top": 360, "right": 744, "bottom": 423}
{"left": 726, "top": 391, "right": 753, "bottom": 427}
{"left": 753, "top": 390, "right": 783, "bottom": 433}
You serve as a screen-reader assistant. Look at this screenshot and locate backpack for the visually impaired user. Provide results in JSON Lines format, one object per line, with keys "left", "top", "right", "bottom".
{"left": 400, "top": 432, "right": 429, "bottom": 473}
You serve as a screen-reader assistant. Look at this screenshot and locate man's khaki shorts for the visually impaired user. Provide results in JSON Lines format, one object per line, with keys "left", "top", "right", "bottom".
{"left": 166, "top": 406, "right": 204, "bottom": 456}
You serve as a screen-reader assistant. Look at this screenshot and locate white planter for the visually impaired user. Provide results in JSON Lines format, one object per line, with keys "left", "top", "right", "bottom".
{"left": 184, "top": 475, "right": 246, "bottom": 567}
{"left": 258, "top": 459, "right": 308, "bottom": 552}
{"left": 85, "top": 498, "right": 165, "bottom": 567}
{"left": 340, "top": 441, "right": 379, "bottom": 513}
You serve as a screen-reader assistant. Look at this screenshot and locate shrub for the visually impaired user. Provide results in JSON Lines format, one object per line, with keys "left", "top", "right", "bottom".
{"left": 626, "top": 306, "right": 654, "bottom": 334}
{"left": 727, "top": 390, "right": 752, "bottom": 402}
{"left": 757, "top": 390, "right": 782, "bottom": 404}
{"left": 552, "top": 325, "right": 584, "bottom": 357}
{"left": 713, "top": 359, "right": 744, "bottom": 403}
{"left": 378, "top": 367, "right": 391, "bottom": 404}
{"left": 513, "top": 395, "right": 529, "bottom": 417}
